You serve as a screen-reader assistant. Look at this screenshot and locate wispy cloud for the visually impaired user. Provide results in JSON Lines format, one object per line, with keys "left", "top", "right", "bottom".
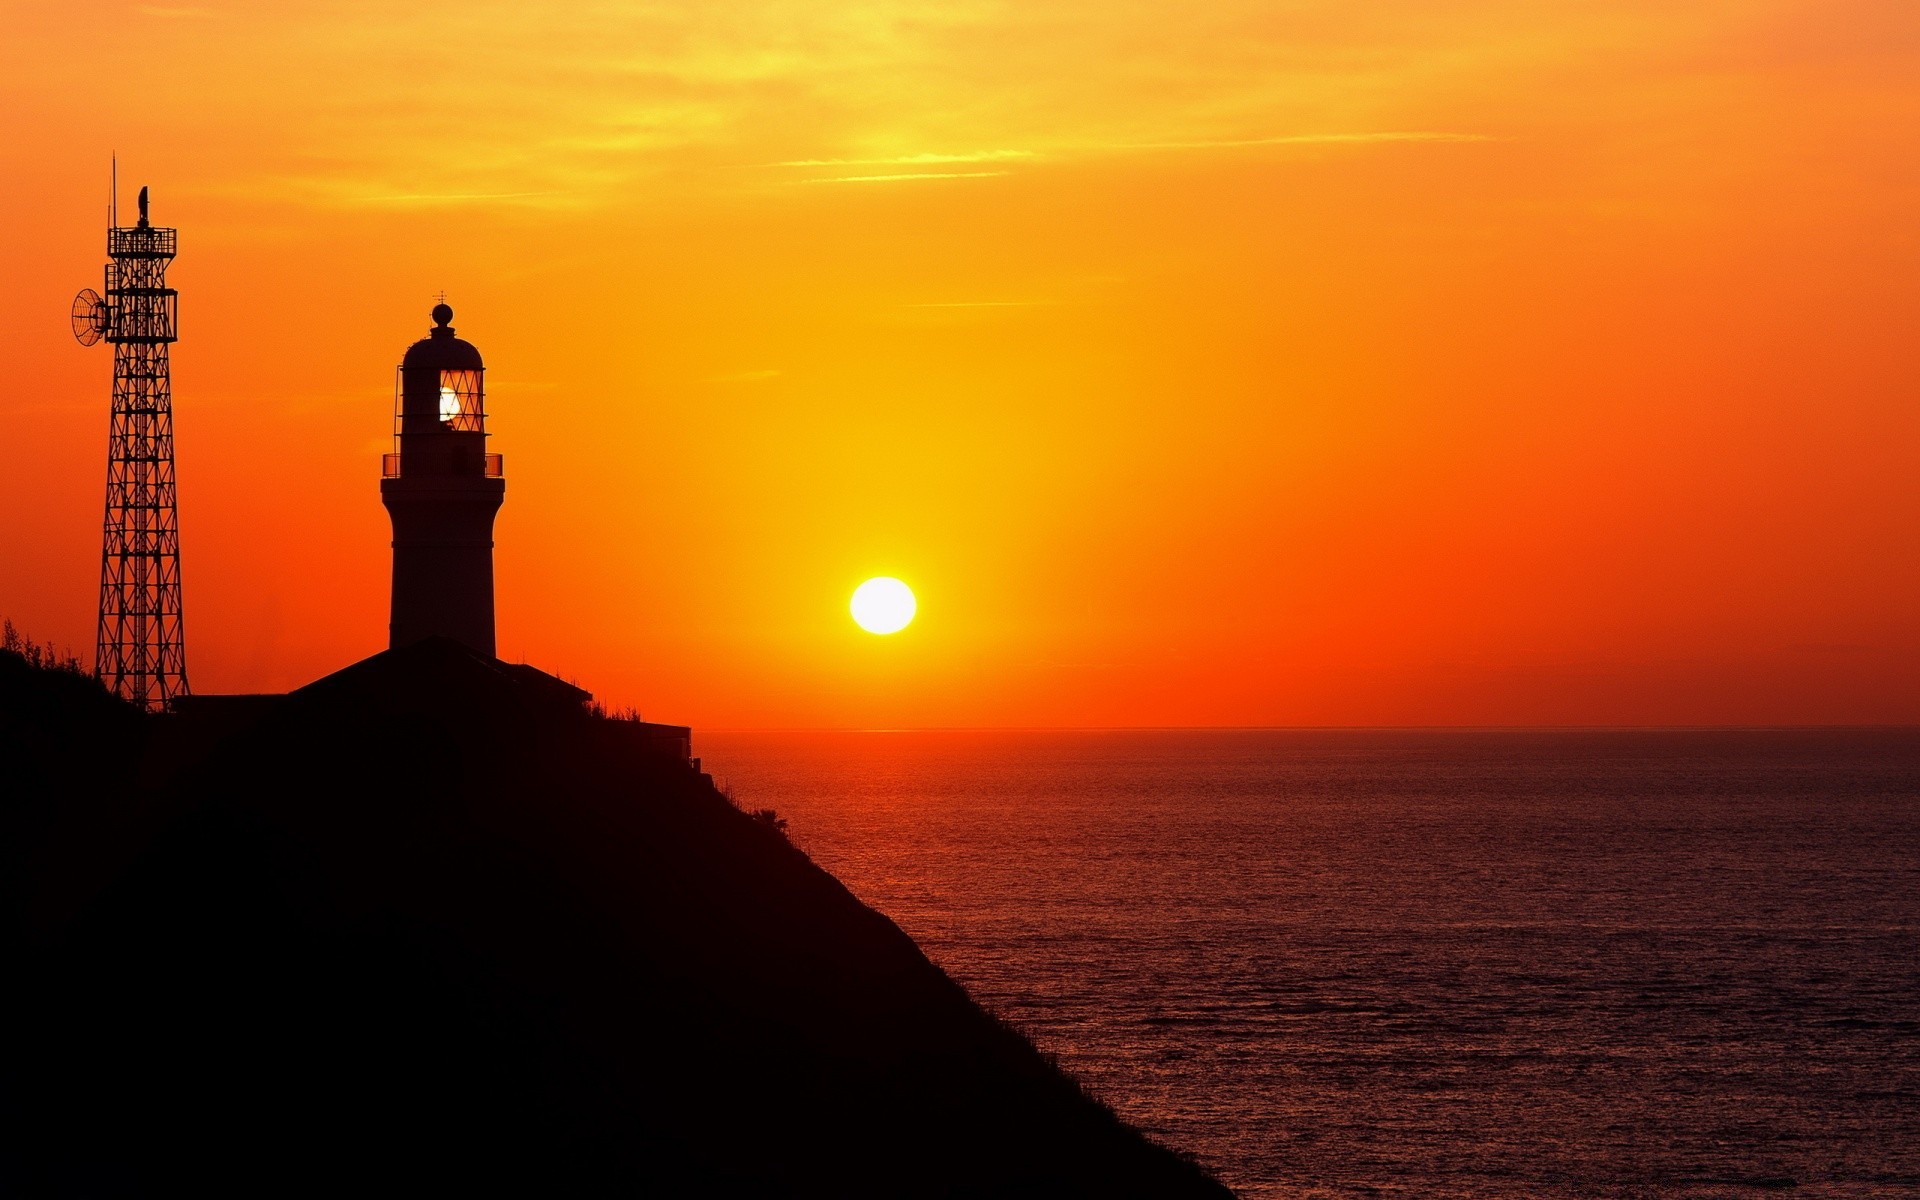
{"left": 773, "top": 150, "right": 1037, "bottom": 167}
{"left": 767, "top": 134, "right": 1489, "bottom": 187}
{"left": 350, "top": 190, "right": 575, "bottom": 207}
{"left": 76, "top": 0, "right": 1520, "bottom": 220}
{"left": 796, "top": 171, "right": 1009, "bottom": 184}
{"left": 1117, "top": 131, "right": 1496, "bottom": 152}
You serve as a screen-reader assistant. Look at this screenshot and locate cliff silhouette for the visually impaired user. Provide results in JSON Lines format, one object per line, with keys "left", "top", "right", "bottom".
{"left": 0, "top": 636, "right": 1230, "bottom": 1197}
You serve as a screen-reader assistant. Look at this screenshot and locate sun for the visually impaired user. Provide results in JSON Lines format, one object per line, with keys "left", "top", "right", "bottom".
{"left": 850, "top": 577, "right": 916, "bottom": 635}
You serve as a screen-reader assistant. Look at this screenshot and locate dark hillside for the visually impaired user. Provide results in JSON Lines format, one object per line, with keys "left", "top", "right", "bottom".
{"left": 1, "top": 639, "right": 1230, "bottom": 1197}
{"left": 0, "top": 633, "right": 144, "bottom": 943}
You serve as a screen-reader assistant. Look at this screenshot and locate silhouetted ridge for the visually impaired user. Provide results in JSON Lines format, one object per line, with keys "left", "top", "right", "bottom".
{"left": 0, "top": 644, "right": 1230, "bottom": 1197}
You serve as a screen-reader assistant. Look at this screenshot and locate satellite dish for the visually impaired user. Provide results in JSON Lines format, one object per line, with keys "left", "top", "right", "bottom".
{"left": 71, "top": 289, "right": 108, "bottom": 346}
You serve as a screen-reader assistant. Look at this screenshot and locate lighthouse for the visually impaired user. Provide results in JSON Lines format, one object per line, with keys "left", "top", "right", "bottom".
{"left": 380, "top": 303, "right": 504, "bottom": 657}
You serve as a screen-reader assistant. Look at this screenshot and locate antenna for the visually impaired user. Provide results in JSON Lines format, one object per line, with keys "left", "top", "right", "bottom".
{"left": 77, "top": 178, "right": 189, "bottom": 708}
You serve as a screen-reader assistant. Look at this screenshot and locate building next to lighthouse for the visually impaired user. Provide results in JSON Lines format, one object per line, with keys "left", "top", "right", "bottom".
{"left": 381, "top": 303, "right": 504, "bottom": 657}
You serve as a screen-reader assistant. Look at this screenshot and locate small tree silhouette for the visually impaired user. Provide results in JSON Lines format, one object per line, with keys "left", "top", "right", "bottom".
{"left": 1, "top": 619, "right": 87, "bottom": 676}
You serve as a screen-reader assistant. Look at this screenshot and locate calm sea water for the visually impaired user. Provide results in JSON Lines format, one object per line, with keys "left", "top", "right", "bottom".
{"left": 697, "top": 729, "right": 1920, "bottom": 1199}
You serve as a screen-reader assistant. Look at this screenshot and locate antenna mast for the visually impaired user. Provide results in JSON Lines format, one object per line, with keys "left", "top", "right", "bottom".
{"left": 73, "top": 177, "right": 189, "bottom": 708}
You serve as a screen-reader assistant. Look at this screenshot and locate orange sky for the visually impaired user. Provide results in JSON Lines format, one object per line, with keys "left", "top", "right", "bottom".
{"left": 2, "top": 0, "right": 1917, "bottom": 727}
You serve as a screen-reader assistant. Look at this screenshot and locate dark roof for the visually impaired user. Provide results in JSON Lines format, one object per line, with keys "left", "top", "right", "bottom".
{"left": 289, "top": 637, "right": 590, "bottom": 719}
{"left": 401, "top": 304, "right": 483, "bottom": 372}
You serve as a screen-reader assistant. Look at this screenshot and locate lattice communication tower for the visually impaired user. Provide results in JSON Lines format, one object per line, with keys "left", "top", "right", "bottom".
{"left": 72, "top": 183, "right": 189, "bottom": 708}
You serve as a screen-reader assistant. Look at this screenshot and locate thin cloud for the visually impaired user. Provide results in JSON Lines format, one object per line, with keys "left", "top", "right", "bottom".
{"left": 1118, "top": 131, "right": 1496, "bottom": 151}
{"left": 773, "top": 150, "right": 1036, "bottom": 167}
{"left": 767, "top": 134, "right": 1489, "bottom": 187}
{"left": 351, "top": 190, "right": 575, "bottom": 206}
{"left": 796, "top": 171, "right": 1009, "bottom": 184}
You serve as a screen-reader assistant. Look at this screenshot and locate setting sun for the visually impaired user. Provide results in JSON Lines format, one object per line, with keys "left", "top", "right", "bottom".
{"left": 851, "top": 577, "right": 915, "bottom": 635}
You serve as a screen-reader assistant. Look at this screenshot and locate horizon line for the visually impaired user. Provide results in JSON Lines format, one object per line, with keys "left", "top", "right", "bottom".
{"left": 693, "top": 723, "right": 1920, "bottom": 735}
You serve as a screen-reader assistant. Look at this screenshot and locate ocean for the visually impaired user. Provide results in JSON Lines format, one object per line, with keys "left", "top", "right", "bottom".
{"left": 697, "top": 729, "right": 1920, "bottom": 1199}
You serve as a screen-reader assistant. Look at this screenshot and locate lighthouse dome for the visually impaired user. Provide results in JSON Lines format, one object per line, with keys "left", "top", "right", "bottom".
{"left": 402, "top": 303, "right": 484, "bottom": 371}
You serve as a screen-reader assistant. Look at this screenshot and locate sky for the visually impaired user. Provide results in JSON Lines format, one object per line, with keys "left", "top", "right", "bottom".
{"left": 1, "top": 0, "right": 1916, "bottom": 728}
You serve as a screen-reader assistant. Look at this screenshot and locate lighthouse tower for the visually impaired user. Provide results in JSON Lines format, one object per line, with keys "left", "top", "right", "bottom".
{"left": 380, "top": 304, "right": 504, "bottom": 657}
